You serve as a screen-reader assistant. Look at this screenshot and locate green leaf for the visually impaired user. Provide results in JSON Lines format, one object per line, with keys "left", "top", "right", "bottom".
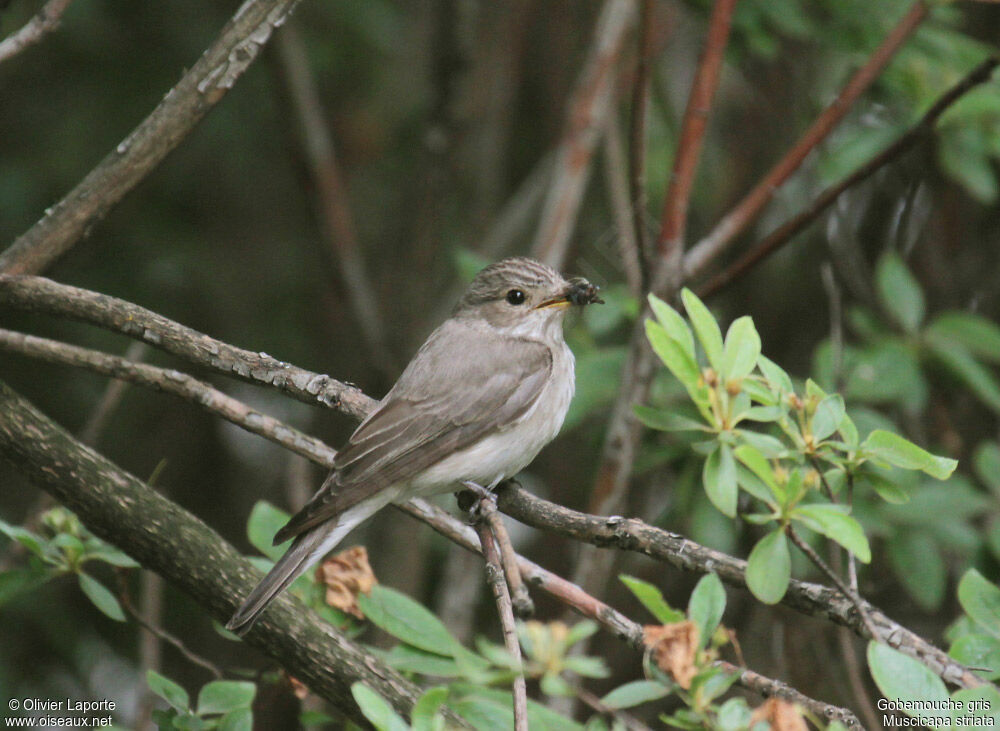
{"left": 733, "top": 445, "right": 781, "bottom": 501}
{"left": 857, "top": 472, "right": 910, "bottom": 504}
{"left": 721, "top": 316, "right": 761, "bottom": 381}
{"left": 147, "top": 670, "right": 190, "bottom": 712}
{"left": 927, "top": 311, "right": 1000, "bottom": 364}
{"left": 746, "top": 530, "right": 790, "bottom": 604}
{"left": 0, "top": 567, "right": 50, "bottom": 606}
{"left": 246, "top": 501, "right": 291, "bottom": 561}
{"left": 562, "top": 656, "right": 610, "bottom": 679}
{"left": 867, "top": 643, "right": 952, "bottom": 730}
{"left": 619, "top": 575, "right": 684, "bottom": 624}
{"left": 861, "top": 430, "right": 957, "bottom": 480}
{"left": 78, "top": 573, "right": 126, "bottom": 622}
{"left": 757, "top": 355, "right": 792, "bottom": 395}
{"left": 359, "top": 585, "right": 462, "bottom": 658}
{"left": 950, "top": 634, "right": 1000, "bottom": 681}
{"left": 887, "top": 532, "right": 945, "bottom": 611}
{"left": 703, "top": 445, "right": 738, "bottom": 518}
{"left": 411, "top": 687, "right": 448, "bottom": 731}
{"left": 216, "top": 708, "right": 253, "bottom": 731}
{"left": 197, "top": 681, "right": 256, "bottom": 716}
{"left": 600, "top": 680, "right": 669, "bottom": 710}
{"left": 810, "top": 395, "right": 845, "bottom": 442}
{"left": 926, "top": 336, "right": 1000, "bottom": 414}
{"left": 791, "top": 504, "right": 871, "bottom": 563}
{"left": 566, "top": 619, "right": 599, "bottom": 646}
{"left": 84, "top": 546, "right": 140, "bottom": 569}
{"left": 351, "top": 683, "right": 409, "bottom": 731}
{"left": 633, "top": 405, "right": 708, "bottom": 432}
{"left": 875, "top": 251, "right": 925, "bottom": 333}
{"left": 384, "top": 645, "right": 461, "bottom": 677}
{"left": 645, "top": 320, "right": 702, "bottom": 394}
{"left": 648, "top": 294, "right": 695, "bottom": 359}
{"left": 681, "top": 288, "right": 724, "bottom": 371}
{"left": 958, "top": 569, "right": 1000, "bottom": 639}
{"left": 974, "top": 442, "right": 1000, "bottom": 497}
{"left": 687, "top": 573, "right": 726, "bottom": 650}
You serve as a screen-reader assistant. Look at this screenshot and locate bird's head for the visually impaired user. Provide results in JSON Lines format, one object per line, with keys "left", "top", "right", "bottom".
{"left": 455, "top": 257, "right": 603, "bottom": 334}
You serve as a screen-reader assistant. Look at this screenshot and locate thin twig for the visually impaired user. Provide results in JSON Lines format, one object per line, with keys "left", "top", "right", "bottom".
{"left": 628, "top": 0, "right": 654, "bottom": 273}
{"left": 0, "top": 0, "right": 75, "bottom": 64}
{"left": 275, "top": 23, "right": 395, "bottom": 376}
{"left": 474, "top": 500, "right": 528, "bottom": 731}
{"left": 116, "top": 570, "right": 224, "bottom": 679}
{"left": 495, "top": 482, "right": 986, "bottom": 690}
{"left": 656, "top": 0, "right": 738, "bottom": 261}
{"left": 480, "top": 505, "right": 534, "bottom": 618}
{"left": 0, "top": 328, "right": 339, "bottom": 469}
{"left": 576, "top": 687, "right": 655, "bottom": 731}
{"left": 785, "top": 526, "right": 879, "bottom": 640}
{"left": 714, "top": 661, "right": 861, "bottom": 728}
{"left": 0, "top": 275, "right": 377, "bottom": 419}
{"left": 684, "top": 0, "right": 929, "bottom": 282}
{"left": 603, "top": 113, "right": 644, "bottom": 295}
{"left": 401, "top": 499, "right": 858, "bottom": 724}
{"left": 837, "top": 627, "right": 882, "bottom": 731}
{"left": 698, "top": 55, "right": 1000, "bottom": 298}
{"left": 532, "top": 0, "right": 638, "bottom": 268}
{"left": 0, "top": 0, "right": 303, "bottom": 275}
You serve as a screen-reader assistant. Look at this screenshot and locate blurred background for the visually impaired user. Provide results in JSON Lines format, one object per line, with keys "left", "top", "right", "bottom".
{"left": 2, "top": 0, "right": 1000, "bottom": 727}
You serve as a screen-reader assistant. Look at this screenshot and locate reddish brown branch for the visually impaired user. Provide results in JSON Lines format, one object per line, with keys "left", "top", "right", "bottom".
{"left": 532, "top": 0, "right": 637, "bottom": 268}
{"left": 683, "top": 0, "right": 929, "bottom": 281}
{"left": 656, "top": 0, "right": 738, "bottom": 260}
{"left": 0, "top": 0, "right": 75, "bottom": 63}
{"left": 0, "top": 0, "right": 302, "bottom": 276}
{"left": 628, "top": 0, "right": 655, "bottom": 271}
{"left": 698, "top": 55, "right": 999, "bottom": 298}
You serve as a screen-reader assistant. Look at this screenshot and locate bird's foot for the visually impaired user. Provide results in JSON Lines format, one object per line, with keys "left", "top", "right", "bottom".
{"left": 456, "top": 480, "right": 496, "bottom": 518}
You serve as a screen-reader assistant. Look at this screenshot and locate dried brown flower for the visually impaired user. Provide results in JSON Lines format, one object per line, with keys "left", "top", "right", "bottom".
{"left": 315, "top": 545, "right": 377, "bottom": 618}
{"left": 643, "top": 621, "right": 699, "bottom": 689}
{"left": 749, "top": 698, "right": 808, "bottom": 731}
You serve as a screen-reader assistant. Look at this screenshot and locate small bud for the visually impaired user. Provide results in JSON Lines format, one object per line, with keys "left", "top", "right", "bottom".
{"left": 703, "top": 368, "right": 718, "bottom": 388}
{"left": 805, "top": 469, "right": 819, "bottom": 488}
{"left": 787, "top": 393, "right": 804, "bottom": 410}
{"left": 726, "top": 378, "right": 742, "bottom": 396}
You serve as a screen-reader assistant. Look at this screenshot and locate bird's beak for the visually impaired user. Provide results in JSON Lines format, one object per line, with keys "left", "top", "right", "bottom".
{"left": 534, "top": 278, "right": 605, "bottom": 310}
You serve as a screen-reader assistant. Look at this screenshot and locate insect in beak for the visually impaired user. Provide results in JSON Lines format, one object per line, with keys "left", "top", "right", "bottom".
{"left": 534, "top": 278, "right": 605, "bottom": 309}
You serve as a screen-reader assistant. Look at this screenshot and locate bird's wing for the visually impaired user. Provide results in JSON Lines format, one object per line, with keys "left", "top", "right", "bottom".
{"left": 273, "top": 321, "right": 552, "bottom": 543}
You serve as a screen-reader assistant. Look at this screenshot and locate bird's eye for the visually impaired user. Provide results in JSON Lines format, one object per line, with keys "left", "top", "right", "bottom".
{"left": 506, "top": 289, "right": 526, "bottom": 305}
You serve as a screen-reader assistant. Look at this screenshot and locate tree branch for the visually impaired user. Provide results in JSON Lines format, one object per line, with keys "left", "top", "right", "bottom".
{"left": 0, "top": 379, "right": 466, "bottom": 726}
{"left": 0, "top": 275, "right": 377, "bottom": 418}
{"left": 656, "top": 0, "right": 738, "bottom": 260}
{"left": 0, "top": 328, "right": 337, "bottom": 469}
{"left": 495, "top": 482, "right": 986, "bottom": 690}
{"left": 0, "top": 0, "right": 75, "bottom": 64}
{"left": 682, "top": 0, "right": 929, "bottom": 281}
{"left": 532, "top": 0, "right": 637, "bottom": 268}
{"left": 0, "top": 0, "right": 303, "bottom": 275}
{"left": 697, "top": 54, "right": 1000, "bottom": 298}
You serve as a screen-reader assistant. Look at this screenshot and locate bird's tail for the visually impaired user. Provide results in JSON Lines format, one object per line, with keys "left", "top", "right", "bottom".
{"left": 226, "top": 495, "right": 389, "bottom": 635}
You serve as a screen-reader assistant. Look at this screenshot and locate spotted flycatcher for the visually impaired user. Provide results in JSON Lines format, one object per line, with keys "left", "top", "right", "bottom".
{"left": 227, "top": 257, "right": 602, "bottom": 633}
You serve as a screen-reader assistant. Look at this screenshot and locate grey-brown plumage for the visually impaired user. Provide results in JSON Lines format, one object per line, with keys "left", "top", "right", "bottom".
{"left": 227, "top": 257, "right": 601, "bottom": 634}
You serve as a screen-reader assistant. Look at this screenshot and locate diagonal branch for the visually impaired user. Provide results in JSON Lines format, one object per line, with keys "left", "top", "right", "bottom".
{"left": 697, "top": 54, "right": 1000, "bottom": 298}
{"left": 0, "top": 275, "right": 377, "bottom": 418}
{"left": 0, "top": 0, "right": 304, "bottom": 275}
{"left": 495, "top": 482, "right": 987, "bottom": 691}
{"left": 0, "top": 379, "right": 467, "bottom": 727}
{"left": 682, "top": 0, "right": 929, "bottom": 281}
{"left": 656, "top": 0, "right": 738, "bottom": 262}
{"left": 0, "top": 0, "right": 76, "bottom": 64}
{"left": 532, "top": 0, "right": 638, "bottom": 268}
{"left": 0, "top": 328, "right": 337, "bottom": 469}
